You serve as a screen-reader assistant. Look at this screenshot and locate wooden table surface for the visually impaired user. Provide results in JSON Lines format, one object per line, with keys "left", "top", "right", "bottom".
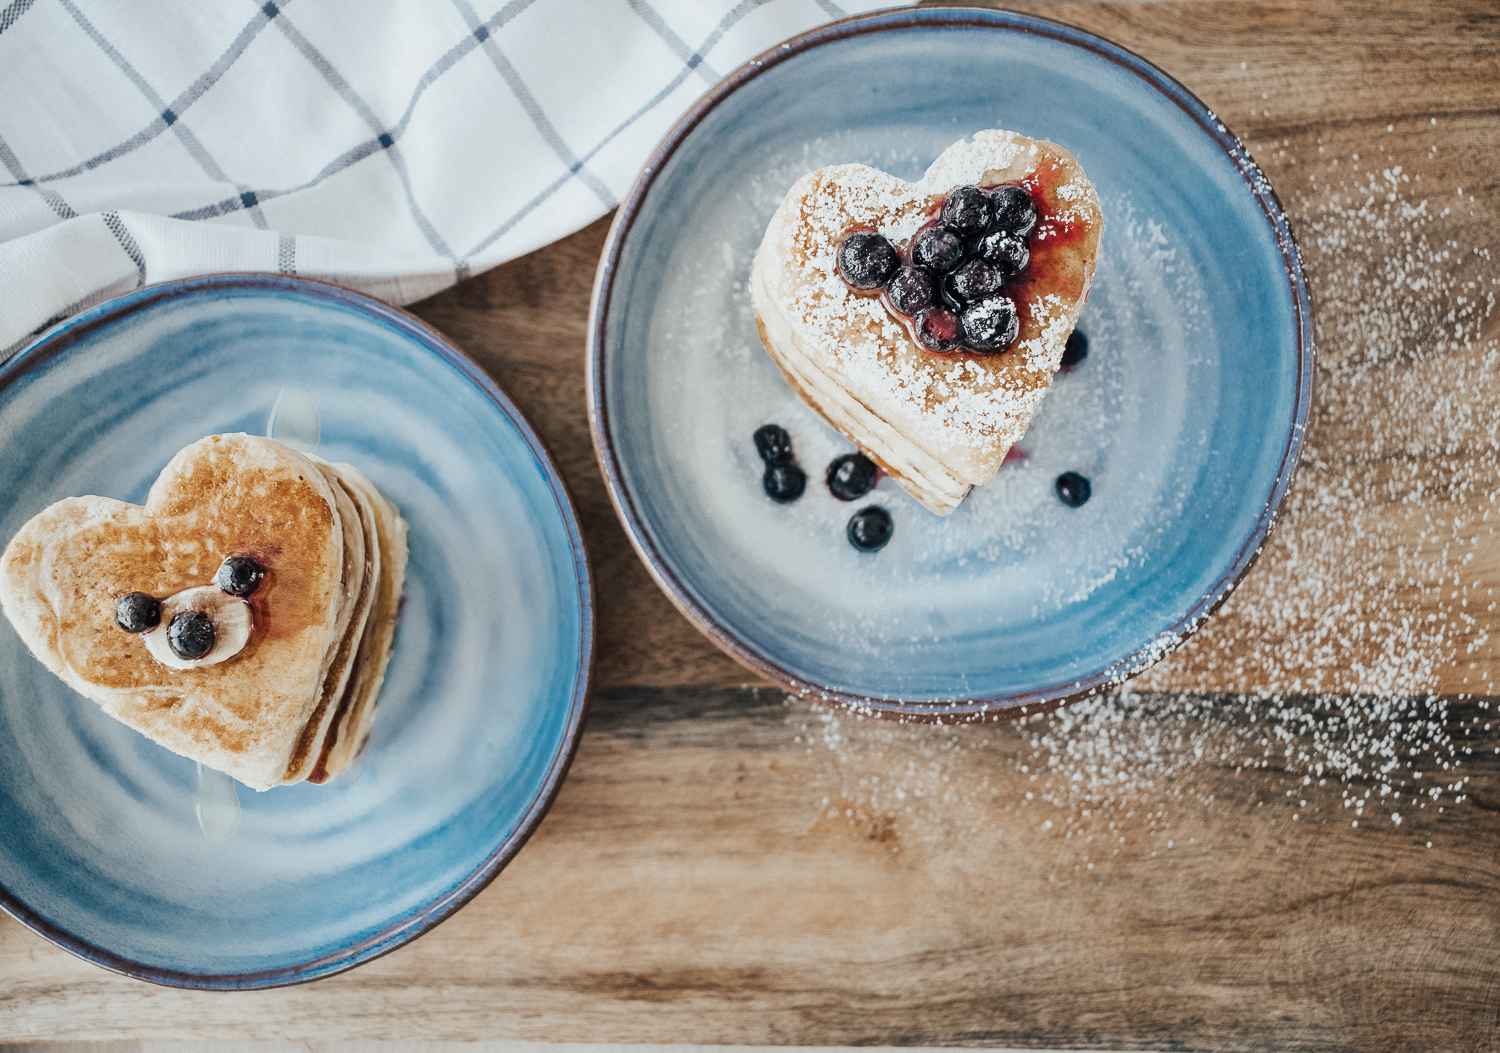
{"left": 4, "top": 1, "right": 1499, "bottom": 1050}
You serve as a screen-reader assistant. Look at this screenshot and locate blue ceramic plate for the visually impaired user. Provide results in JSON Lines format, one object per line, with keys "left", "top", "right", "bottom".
{"left": 0, "top": 275, "right": 592, "bottom": 987}
{"left": 589, "top": 9, "right": 1311, "bottom": 718}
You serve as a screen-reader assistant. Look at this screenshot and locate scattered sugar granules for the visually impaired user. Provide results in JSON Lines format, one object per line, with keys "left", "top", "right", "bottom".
{"left": 789, "top": 127, "right": 1496, "bottom": 852}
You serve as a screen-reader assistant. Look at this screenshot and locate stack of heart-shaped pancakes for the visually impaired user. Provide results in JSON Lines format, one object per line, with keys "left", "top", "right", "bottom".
{"left": 751, "top": 130, "right": 1104, "bottom": 514}
{"left": 0, "top": 433, "right": 407, "bottom": 791}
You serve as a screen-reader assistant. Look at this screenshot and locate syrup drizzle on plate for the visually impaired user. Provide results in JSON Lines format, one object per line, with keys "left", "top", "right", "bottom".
{"left": 268, "top": 386, "right": 321, "bottom": 453}
{"left": 194, "top": 762, "right": 240, "bottom": 845}
{"left": 192, "top": 387, "right": 323, "bottom": 843}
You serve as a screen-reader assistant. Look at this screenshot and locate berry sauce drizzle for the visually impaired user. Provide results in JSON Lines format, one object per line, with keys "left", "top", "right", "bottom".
{"left": 835, "top": 158, "right": 1087, "bottom": 360}
{"left": 1007, "top": 156, "right": 1091, "bottom": 338}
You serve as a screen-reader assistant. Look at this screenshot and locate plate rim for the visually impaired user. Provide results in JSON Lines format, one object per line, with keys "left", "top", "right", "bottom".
{"left": 586, "top": 5, "right": 1315, "bottom": 721}
{"left": 0, "top": 272, "right": 596, "bottom": 989}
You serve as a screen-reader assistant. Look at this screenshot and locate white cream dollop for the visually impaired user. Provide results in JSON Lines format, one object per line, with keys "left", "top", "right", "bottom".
{"left": 142, "top": 585, "right": 253, "bottom": 671}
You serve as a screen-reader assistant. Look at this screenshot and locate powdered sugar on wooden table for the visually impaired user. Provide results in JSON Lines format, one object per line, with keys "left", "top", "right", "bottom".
{"left": 790, "top": 131, "right": 1497, "bottom": 850}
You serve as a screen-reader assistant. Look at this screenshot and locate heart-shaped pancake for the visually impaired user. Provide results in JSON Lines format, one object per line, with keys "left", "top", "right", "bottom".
{"left": 0, "top": 434, "right": 348, "bottom": 790}
{"left": 750, "top": 130, "right": 1104, "bottom": 514}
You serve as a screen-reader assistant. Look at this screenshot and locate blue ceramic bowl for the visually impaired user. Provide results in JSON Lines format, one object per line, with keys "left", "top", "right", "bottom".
{"left": 0, "top": 275, "right": 592, "bottom": 987}
{"left": 589, "top": 9, "right": 1311, "bottom": 718}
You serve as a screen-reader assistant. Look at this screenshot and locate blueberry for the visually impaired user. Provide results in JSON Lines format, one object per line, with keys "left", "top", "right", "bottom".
{"left": 827, "top": 453, "right": 878, "bottom": 501}
{"left": 837, "top": 231, "right": 898, "bottom": 290}
{"left": 215, "top": 555, "right": 265, "bottom": 597}
{"left": 114, "top": 591, "right": 161, "bottom": 634}
{"left": 1061, "top": 330, "right": 1088, "bottom": 367}
{"left": 167, "top": 610, "right": 216, "bottom": 660}
{"left": 940, "top": 186, "right": 993, "bottom": 237}
{"left": 914, "top": 306, "right": 963, "bottom": 353}
{"left": 946, "top": 258, "right": 1003, "bottom": 304}
{"left": 911, "top": 226, "right": 965, "bottom": 274}
{"left": 886, "top": 266, "right": 934, "bottom": 316}
{"left": 1055, "top": 471, "right": 1092, "bottom": 508}
{"left": 753, "top": 423, "right": 794, "bottom": 463}
{"left": 764, "top": 461, "right": 806, "bottom": 503}
{"left": 988, "top": 184, "right": 1038, "bottom": 236}
{"left": 960, "top": 295, "right": 1019, "bottom": 352}
{"left": 847, "top": 506, "right": 893, "bottom": 552}
{"left": 979, "top": 230, "right": 1029, "bottom": 275}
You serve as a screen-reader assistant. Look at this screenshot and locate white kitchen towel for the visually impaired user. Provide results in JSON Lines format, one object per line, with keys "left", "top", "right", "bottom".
{"left": 0, "top": 0, "right": 903, "bottom": 358}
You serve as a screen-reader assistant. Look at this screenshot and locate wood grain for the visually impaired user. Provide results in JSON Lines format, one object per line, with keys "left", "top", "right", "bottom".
{"left": 4, "top": 689, "right": 1499, "bottom": 1049}
{"left": 4, "top": 2, "right": 1500, "bottom": 1050}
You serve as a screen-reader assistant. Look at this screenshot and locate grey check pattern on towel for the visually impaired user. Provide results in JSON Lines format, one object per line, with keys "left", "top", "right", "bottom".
{"left": 0, "top": 0, "right": 900, "bottom": 357}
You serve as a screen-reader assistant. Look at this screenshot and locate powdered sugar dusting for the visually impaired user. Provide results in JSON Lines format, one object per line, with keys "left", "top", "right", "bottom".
{"left": 758, "top": 131, "right": 1102, "bottom": 459}
{"left": 786, "top": 130, "right": 1496, "bottom": 850}
{"left": 619, "top": 123, "right": 1209, "bottom": 695}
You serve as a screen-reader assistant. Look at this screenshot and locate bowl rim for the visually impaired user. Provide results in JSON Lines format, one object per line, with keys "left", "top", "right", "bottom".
{"left": 586, "top": 5, "right": 1315, "bottom": 721}
{"left": 0, "top": 272, "right": 595, "bottom": 989}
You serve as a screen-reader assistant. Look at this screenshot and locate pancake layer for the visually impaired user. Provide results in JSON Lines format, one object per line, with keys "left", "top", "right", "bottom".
{"left": 0, "top": 434, "right": 408, "bottom": 790}
{"left": 750, "top": 130, "right": 1104, "bottom": 514}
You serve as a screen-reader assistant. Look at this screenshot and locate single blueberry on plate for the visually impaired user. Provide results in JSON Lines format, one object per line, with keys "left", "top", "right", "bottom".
{"left": 914, "top": 306, "right": 963, "bottom": 353}
{"left": 940, "top": 186, "right": 993, "bottom": 236}
{"left": 979, "top": 230, "right": 1029, "bottom": 275}
{"left": 1055, "top": 471, "right": 1092, "bottom": 507}
{"left": 886, "top": 266, "right": 934, "bottom": 316}
{"left": 167, "top": 610, "right": 216, "bottom": 660}
{"left": 988, "top": 184, "right": 1038, "bottom": 237}
{"left": 215, "top": 555, "right": 265, "bottom": 597}
{"left": 847, "top": 506, "right": 893, "bottom": 552}
{"left": 911, "top": 226, "right": 965, "bottom": 274}
{"left": 114, "top": 591, "right": 161, "bottom": 634}
{"left": 947, "top": 258, "right": 1003, "bottom": 303}
{"left": 827, "top": 453, "right": 878, "bottom": 501}
{"left": 764, "top": 461, "right": 807, "bottom": 503}
{"left": 960, "top": 295, "right": 1019, "bottom": 352}
{"left": 837, "top": 231, "right": 898, "bottom": 290}
{"left": 1061, "top": 330, "right": 1088, "bottom": 368}
{"left": 753, "top": 423, "right": 794, "bottom": 463}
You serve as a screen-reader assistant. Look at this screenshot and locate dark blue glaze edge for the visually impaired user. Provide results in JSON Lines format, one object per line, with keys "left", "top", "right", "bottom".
{"left": 0, "top": 273, "right": 596, "bottom": 989}
{"left": 586, "top": 6, "right": 1315, "bottom": 721}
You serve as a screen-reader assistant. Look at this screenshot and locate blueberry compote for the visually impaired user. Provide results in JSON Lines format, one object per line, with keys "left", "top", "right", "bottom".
{"left": 827, "top": 453, "right": 878, "bottom": 501}
{"left": 114, "top": 591, "right": 161, "bottom": 634}
{"left": 753, "top": 423, "right": 806, "bottom": 503}
{"left": 167, "top": 610, "right": 216, "bottom": 660}
{"left": 214, "top": 555, "right": 265, "bottom": 597}
{"left": 835, "top": 182, "right": 1042, "bottom": 356}
{"left": 1055, "top": 471, "right": 1091, "bottom": 508}
{"left": 847, "top": 506, "right": 893, "bottom": 552}
{"left": 1060, "top": 330, "right": 1087, "bottom": 369}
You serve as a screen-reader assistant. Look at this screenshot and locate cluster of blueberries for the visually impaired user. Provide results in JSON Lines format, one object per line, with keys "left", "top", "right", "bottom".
{"left": 112, "top": 555, "right": 266, "bottom": 660}
{"left": 754, "top": 424, "right": 893, "bottom": 551}
{"left": 837, "top": 183, "right": 1040, "bottom": 354}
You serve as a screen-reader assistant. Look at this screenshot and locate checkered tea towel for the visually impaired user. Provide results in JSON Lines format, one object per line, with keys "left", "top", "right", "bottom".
{"left": 0, "top": 0, "right": 905, "bottom": 358}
